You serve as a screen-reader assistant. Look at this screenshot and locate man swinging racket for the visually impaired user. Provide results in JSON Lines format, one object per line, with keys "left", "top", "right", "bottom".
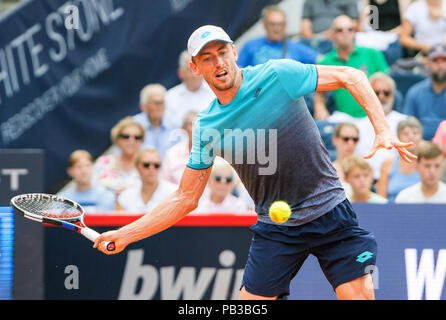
{"left": 94, "top": 25, "right": 416, "bottom": 300}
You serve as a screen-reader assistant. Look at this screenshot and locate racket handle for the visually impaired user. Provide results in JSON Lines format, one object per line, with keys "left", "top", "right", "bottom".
{"left": 81, "top": 227, "right": 115, "bottom": 252}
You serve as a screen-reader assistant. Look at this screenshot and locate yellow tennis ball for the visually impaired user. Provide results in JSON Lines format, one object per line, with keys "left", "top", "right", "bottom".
{"left": 269, "top": 201, "right": 291, "bottom": 223}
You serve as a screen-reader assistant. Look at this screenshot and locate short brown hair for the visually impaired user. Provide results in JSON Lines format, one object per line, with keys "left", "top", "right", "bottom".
{"left": 342, "top": 156, "right": 373, "bottom": 177}
{"left": 67, "top": 150, "right": 93, "bottom": 168}
{"left": 417, "top": 142, "right": 443, "bottom": 162}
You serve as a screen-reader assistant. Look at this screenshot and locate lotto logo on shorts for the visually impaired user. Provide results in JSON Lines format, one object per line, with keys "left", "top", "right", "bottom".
{"left": 356, "top": 251, "right": 374, "bottom": 263}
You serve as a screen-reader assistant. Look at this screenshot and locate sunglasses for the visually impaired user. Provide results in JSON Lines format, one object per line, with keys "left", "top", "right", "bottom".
{"left": 340, "top": 136, "right": 359, "bottom": 143}
{"left": 334, "top": 27, "right": 354, "bottom": 33}
{"left": 119, "top": 133, "right": 144, "bottom": 141}
{"left": 374, "top": 90, "right": 392, "bottom": 97}
{"left": 214, "top": 175, "right": 233, "bottom": 183}
{"left": 141, "top": 162, "right": 161, "bottom": 169}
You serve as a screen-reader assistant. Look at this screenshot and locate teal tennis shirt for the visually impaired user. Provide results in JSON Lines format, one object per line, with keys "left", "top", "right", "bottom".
{"left": 187, "top": 59, "right": 346, "bottom": 226}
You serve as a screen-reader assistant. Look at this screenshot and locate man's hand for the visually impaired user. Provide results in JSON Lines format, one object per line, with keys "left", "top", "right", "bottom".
{"left": 94, "top": 230, "right": 127, "bottom": 255}
{"left": 364, "top": 130, "right": 417, "bottom": 163}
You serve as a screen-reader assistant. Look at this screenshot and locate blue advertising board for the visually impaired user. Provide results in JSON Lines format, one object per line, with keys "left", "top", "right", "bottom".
{"left": 42, "top": 204, "right": 446, "bottom": 300}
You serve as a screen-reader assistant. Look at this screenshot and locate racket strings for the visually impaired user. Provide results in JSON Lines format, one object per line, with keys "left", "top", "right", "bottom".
{"left": 15, "top": 197, "right": 82, "bottom": 219}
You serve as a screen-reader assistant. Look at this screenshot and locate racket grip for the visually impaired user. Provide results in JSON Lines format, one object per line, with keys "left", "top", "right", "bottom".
{"left": 81, "top": 227, "right": 115, "bottom": 252}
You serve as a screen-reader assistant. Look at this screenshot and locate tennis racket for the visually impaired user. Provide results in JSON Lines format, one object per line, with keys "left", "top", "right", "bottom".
{"left": 2, "top": 193, "right": 115, "bottom": 252}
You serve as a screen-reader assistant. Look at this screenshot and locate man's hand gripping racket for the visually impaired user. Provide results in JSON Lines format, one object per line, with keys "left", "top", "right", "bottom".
{"left": 3, "top": 193, "right": 115, "bottom": 252}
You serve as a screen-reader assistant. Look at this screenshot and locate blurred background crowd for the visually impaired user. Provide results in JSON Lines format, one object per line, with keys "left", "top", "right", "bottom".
{"left": 3, "top": 0, "right": 445, "bottom": 214}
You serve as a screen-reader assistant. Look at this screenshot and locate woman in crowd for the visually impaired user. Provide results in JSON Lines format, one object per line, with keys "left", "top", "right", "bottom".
{"left": 94, "top": 117, "right": 144, "bottom": 196}
{"left": 376, "top": 117, "right": 423, "bottom": 202}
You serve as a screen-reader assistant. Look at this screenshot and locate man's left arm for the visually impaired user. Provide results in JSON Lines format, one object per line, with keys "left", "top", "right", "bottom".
{"left": 315, "top": 65, "right": 417, "bottom": 162}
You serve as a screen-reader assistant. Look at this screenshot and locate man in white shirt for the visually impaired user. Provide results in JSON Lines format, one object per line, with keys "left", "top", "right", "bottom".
{"left": 395, "top": 142, "right": 446, "bottom": 204}
{"left": 355, "top": 72, "right": 407, "bottom": 180}
{"left": 133, "top": 83, "right": 181, "bottom": 158}
{"left": 117, "top": 148, "right": 177, "bottom": 212}
{"left": 164, "top": 50, "right": 215, "bottom": 127}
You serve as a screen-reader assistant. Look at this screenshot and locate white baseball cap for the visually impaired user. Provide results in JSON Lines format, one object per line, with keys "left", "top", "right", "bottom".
{"left": 187, "top": 25, "right": 233, "bottom": 57}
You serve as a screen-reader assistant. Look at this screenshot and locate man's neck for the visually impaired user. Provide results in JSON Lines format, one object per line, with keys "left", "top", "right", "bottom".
{"left": 149, "top": 116, "right": 162, "bottom": 128}
{"left": 214, "top": 69, "right": 243, "bottom": 105}
{"left": 76, "top": 182, "right": 91, "bottom": 192}
{"left": 421, "top": 182, "right": 440, "bottom": 199}
{"left": 431, "top": 81, "right": 446, "bottom": 94}
{"left": 351, "top": 191, "right": 371, "bottom": 202}
{"left": 336, "top": 44, "right": 354, "bottom": 62}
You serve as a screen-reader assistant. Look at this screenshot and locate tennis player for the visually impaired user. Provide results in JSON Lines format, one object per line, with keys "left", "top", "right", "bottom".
{"left": 94, "top": 25, "right": 416, "bottom": 300}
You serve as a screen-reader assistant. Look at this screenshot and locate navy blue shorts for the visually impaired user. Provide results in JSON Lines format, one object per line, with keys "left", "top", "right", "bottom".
{"left": 241, "top": 199, "right": 377, "bottom": 298}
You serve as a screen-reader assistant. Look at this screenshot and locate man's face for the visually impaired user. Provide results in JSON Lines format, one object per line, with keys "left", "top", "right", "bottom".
{"left": 68, "top": 157, "right": 93, "bottom": 186}
{"left": 137, "top": 151, "right": 162, "bottom": 184}
{"left": 332, "top": 17, "right": 355, "bottom": 49}
{"left": 263, "top": 10, "right": 286, "bottom": 42}
{"left": 143, "top": 92, "right": 165, "bottom": 120}
{"left": 333, "top": 126, "right": 359, "bottom": 158}
{"left": 345, "top": 167, "right": 374, "bottom": 195}
{"left": 208, "top": 166, "right": 234, "bottom": 199}
{"left": 417, "top": 156, "right": 444, "bottom": 189}
{"left": 428, "top": 57, "right": 446, "bottom": 83}
{"left": 372, "top": 79, "right": 395, "bottom": 114}
{"left": 190, "top": 41, "right": 239, "bottom": 92}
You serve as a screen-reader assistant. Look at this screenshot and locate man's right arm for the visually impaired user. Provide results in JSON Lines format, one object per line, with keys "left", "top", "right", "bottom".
{"left": 94, "top": 165, "right": 212, "bottom": 254}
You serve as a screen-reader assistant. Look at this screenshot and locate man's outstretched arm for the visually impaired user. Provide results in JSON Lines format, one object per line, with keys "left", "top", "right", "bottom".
{"left": 315, "top": 65, "right": 417, "bottom": 163}
{"left": 94, "top": 165, "right": 212, "bottom": 254}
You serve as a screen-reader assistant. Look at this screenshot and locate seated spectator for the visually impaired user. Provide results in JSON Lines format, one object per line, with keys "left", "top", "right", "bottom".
{"left": 395, "top": 142, "right": 446, "bottom": 203}
{"left": 300, "top": 0, "right": 359, "bottom": 54}
{"left": 94, "top": 117, "right": 143, "bottom": 196}
{"left": 133, "top": 83, "right": 182, "bottom": 158}
{"left": 399, "top": 0, "right": 446, "bottom": 55}
{"left": 162, "top": 111, "right": 197, "bottom": 185}
{"left": 237, "top": 4, "right": 319, "bottom": 67}
{"left": 376, "top": 117, "right": 422, "bottom": 202}
{"left": 356, "top": 0, "right": 411, "bottom": 66}
{"left": 314, "top": 15, "right": 390, "bottom": 121}
{"left": 342, "top": 156, "right": 388, "bottom": 203}
{"left": 116, "top": 148, "right": 177, "bottom": 212}
{"left": 404, "top": 43, "right": 446, "bottom": 140}
{"left": 359, "top": 0, "right": 411, "bottom": 34}
{"left": 433, "top": 120, "right": 446, "bottom": 157}
{"left": 355, "top": 72, "right": 407, "bottom": 179}
{"left": 59, "top": 150, "right": 116, "bottom": 212}
{"left": 194, "top": 160, "right": 250, "bottom": 214}
{"left": 331, "top": 122, "right": 360, "bottom": 194}
{"left": 165, "top": 50, "right": 215, "bottom": 128}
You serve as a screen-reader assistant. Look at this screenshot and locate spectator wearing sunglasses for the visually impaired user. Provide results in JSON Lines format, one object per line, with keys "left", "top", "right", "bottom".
{"left": 331, "top": 123, "right": 360, "bottom": 191}
{"left": 94, "top": 117, "right": 144, "bottom": 196}
{"left": 194, "top": 160, "right": 250, "bottom": 214}
{"left": 355, "top": 72, "right": 407, "bottom": 180}
{"left": 376, "top": 117, "right": 423, "bottom": 202}
{"left": 116, "top": 148, "right": 177, "bottom": 212}
{"left": 133, "top": 83, "right": 182, "bottom": 158}
{"left": 314, "top": 15, "right": 390, "bottom": 121}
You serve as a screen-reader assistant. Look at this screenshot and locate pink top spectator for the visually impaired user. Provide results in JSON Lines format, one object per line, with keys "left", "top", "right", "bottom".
{"left": 433, "top": 120, "right": 446, "bottom": 158}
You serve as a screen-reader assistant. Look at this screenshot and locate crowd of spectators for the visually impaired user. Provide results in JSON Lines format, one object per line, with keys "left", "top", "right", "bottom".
{"left": 59, "top": 0, "right": 446, "bottom": 213}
